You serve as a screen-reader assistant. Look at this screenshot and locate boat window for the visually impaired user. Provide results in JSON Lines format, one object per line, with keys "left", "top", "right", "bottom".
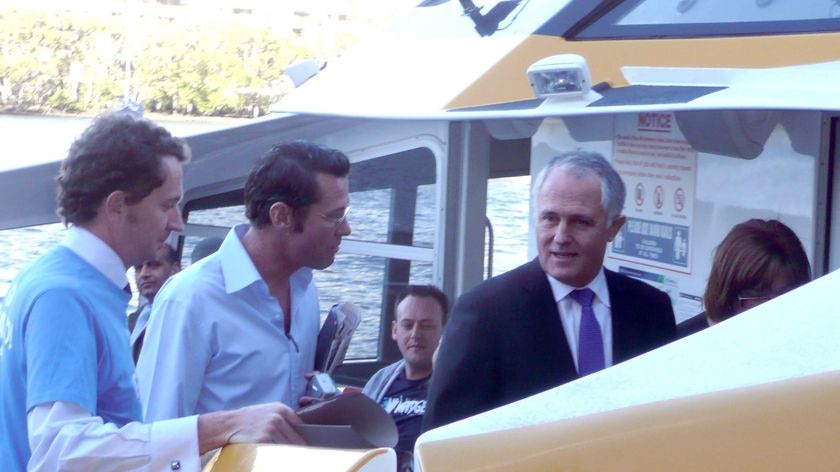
{"left": 187, "top": 205, "right": 246, "bottom": 228}
{"left": 335, "top": 147, "right": 438, "bottom": 361}
{"left": 315, "top": 254, "right": 387, "bottom": 359}
{"left": 414, "top": 184, "right": 436, "bottom": 248}
{"left": 409, "top": 260, "right": 434, "bottom": 284}
{"left": 572, "top": 0, "right": 840, "bottom": 39}
{"left": 484, "top": 175, "right": 531, "bottom": 278}
{"left": 347, "top": 189, "right": 392, "bottom": 243}
{"left": 385, "top": 0, "right": 571, "bottom": 39}
{"left": 341, "top": 184, "right": 433, "bottom": 247}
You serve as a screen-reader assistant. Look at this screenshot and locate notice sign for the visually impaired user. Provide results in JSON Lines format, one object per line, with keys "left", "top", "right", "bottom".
{"left": 609, "top": 112, "right": 696, "bottom": 273}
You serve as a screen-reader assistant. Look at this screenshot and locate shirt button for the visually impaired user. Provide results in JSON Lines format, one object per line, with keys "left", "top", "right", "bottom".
{"left": 170, "top": 460, "right": 181, "bottom": 470}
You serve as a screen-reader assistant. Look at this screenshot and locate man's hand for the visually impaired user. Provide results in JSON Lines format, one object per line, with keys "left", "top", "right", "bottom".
{"left": 299, "top": 370, "right": 322, "bottom": 407}
{"left": 297, "top": 395, "right": 323, "bottom": 408}
{"left": 197, "top": 402, "right": 306, "bottom": 453}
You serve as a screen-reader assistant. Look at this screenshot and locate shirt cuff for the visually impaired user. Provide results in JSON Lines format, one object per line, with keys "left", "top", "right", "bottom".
{"left": 150, "top": 415, "right": 200, "bottom": 472}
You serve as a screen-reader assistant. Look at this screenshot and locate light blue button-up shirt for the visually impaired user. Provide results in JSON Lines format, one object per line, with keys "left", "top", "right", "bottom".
{"left": 136, "top": 224, "right": 319, "bottom": 421}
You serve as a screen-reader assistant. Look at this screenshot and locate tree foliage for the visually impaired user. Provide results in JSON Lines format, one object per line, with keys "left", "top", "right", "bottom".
{"left": 0, "top": 7, "right": 321, "bottom": 117}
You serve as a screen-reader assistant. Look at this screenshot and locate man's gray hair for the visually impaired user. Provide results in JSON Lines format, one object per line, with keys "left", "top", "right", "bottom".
{"left": 531, "top": 150, "right": 626, "bottom": 225}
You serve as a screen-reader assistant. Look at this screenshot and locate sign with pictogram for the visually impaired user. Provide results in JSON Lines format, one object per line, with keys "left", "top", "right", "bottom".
{"left": 654, "top": 185, "right": 664, "bottom": 209}
{"left": 674, "top": 187, "right": 685, "bottom": 212}
{"left": 609, "top": 112, "right": 697, "bottom": 273}
{"left": 635, "top": 182, "right": 645, "bottom": 206}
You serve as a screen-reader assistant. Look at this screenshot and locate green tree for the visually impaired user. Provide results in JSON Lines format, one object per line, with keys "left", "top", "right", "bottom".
{"left": 0, "top": 6, "right": 359, "bottom": 117}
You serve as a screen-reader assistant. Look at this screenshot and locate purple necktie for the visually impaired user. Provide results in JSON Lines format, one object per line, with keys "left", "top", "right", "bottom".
{"left": 569, "top": 288, "right": 605, "bottom": 376}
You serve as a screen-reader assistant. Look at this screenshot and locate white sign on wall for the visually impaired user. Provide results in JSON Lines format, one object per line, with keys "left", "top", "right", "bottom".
{"left": 609, "top": 112, "right": 697, "bottom": 275}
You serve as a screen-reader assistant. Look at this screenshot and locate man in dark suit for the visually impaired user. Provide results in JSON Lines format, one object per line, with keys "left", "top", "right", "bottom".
{"left": 423, "top": 150, "right": 676, "bottom": 430}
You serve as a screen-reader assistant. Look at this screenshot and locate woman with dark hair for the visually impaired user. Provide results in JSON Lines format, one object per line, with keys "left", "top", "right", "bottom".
{"left": 677, "top": 219, "right": 811, "bottom": 338}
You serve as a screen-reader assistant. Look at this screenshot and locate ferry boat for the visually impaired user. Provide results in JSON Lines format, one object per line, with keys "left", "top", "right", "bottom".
{"left": 1, "top": 0, "right": 839, "bottom": 470}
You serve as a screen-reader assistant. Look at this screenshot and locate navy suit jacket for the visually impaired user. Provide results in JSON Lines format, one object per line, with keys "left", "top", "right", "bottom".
{"left": 423, "top": 258, "right": 676, "bottom": 430}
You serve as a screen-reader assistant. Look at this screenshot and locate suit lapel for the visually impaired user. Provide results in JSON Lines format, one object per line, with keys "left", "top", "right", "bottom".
{"left": 606, "top": 269, "right": 635, "bottom": 363}
{"left": 519, "top": 259, "right": 577, "bottom": 378}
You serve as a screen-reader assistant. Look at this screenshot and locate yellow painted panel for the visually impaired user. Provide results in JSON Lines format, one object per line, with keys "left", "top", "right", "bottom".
{"left": 417, "top": 370, "right": 840, "bottom": 471}
{"left": 447, "top": 33, "right": 840, "bottom": 109}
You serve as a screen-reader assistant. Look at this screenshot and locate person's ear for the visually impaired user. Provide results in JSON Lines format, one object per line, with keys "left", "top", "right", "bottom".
{"left": 391, "top": 320, "right": 398, "bottom": 341}
{"left": 607, "top": 214, "right": 626, "bottom": 242}
{"left": 269, "top": 201, "right": 294, "bottom": 229}
{"left": 103, "top": 190, "right": 128, "bottom": 220}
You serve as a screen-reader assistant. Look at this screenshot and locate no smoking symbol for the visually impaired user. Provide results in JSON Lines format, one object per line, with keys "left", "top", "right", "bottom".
{"left": 654, "top": 185, "right": 664, "bottom": 209}
{"left": 635, "top": 183, "right": 645, "bottom": 206}
{"left": 674, "top": 187, "right": 685, "bottom": 212}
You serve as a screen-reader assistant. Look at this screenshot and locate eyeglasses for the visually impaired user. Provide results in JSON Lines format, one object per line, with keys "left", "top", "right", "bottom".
{"left": 317, "top": 206, "right": 350, "bottom": 226}
{"left": 736, "top": 284, "right": 798, "bottom": 310}
{"left": 736, "top": 294, "right": 774, "bottom": 310}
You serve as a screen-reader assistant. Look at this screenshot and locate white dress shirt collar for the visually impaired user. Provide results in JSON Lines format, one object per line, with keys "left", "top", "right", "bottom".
{"left": 546, "top": 268, "right": 611, "bottom": 308}
{"left": 60, "top": 226, "right": 128, "bottom": 289}
{"left": 546, "top": 268, "right": 614, "bottom": 369}
{"left": 219, "top": 224, "right": 313, "bottom": 295}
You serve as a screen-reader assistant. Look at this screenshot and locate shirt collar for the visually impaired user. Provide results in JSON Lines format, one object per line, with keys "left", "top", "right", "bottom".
{"left": 60, "top": 226, "right": 129, "bottom": 289}
{"left": 219, "top": 224, "right": 313, "bottom": 294}
{"left": 546, "top": 268, "right": 611, "bottom": 308}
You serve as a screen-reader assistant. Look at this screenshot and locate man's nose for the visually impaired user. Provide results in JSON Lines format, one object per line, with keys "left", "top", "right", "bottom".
{"left": 337, "top": 218, "right": 351, "bottom": 237}
{"left": 553, "top": 220, "right": 571, "bottom": 243}
{"left": 168, "top": 207, "right": 185, "bottom": 233}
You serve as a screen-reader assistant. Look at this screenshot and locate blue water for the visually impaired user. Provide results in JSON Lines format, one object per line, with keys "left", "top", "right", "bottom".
{"left": 0, "top": 113, "right": 530, "bottom": 359}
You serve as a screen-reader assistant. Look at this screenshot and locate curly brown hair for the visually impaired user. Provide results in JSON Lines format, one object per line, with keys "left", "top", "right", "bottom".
{"left": 56, "top": 112, "right": 190, "bottom": 225}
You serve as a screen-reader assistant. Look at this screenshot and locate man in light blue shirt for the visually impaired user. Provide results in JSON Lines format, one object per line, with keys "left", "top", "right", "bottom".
{"left": 137, "top": 141, "right": 352, "bottom": 421}
{"left": 0, "top": 113, "right": 305, "bottom": 472}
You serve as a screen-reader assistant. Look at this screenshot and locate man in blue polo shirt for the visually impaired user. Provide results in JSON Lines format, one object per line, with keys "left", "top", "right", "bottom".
{"left": 0, "top": 113, "right": 305, "bottom": 472}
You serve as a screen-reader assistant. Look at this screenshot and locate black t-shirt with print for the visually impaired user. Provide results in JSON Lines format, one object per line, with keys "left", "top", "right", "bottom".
{"left": 379, "top": 369, "right": 430, "bottom": 468}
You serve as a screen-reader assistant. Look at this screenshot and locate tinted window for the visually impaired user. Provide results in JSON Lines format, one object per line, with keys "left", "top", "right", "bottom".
{"left": 575, "top": 0, "right": 840, "bottom": 38}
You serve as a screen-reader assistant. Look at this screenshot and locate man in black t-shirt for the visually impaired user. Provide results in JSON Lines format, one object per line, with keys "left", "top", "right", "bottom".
{"left": 362, "top": 285, "right": 449, "bottom": 471}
